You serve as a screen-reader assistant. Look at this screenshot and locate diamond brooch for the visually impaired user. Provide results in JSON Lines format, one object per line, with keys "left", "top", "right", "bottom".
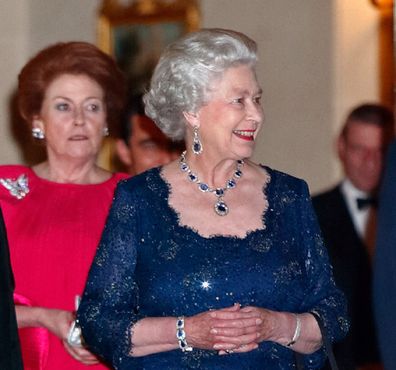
{"left": 0, "top": 174, "right": 30, "bottom": 199}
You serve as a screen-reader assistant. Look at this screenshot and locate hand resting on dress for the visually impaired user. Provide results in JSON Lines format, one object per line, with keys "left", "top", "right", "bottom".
{"left": 16, "top": 305, "right": 100, "bottom": 365}
{"left": 130, "top": 303, "right": 322, "bottom": 357}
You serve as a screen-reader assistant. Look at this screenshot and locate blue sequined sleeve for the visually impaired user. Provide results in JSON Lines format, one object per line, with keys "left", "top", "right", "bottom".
{"left": 77, "top": 180, "right": 142, "bottom": 364}
{"left": 296, "top": 180, "right": 349, "bottom": 367}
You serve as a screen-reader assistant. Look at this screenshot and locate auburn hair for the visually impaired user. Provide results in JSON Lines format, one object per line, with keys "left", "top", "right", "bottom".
{"left": 18, "top": 41, "right": 126, "bottom": 134}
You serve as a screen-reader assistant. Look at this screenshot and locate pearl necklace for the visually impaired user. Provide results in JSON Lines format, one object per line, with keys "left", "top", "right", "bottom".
{"left": 179, "top": 151, "right": 244, "bottom": 216}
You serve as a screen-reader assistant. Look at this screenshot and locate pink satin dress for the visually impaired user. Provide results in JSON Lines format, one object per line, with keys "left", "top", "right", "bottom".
{"left": 0, "top": 165, "right": 128, "bottom": 370}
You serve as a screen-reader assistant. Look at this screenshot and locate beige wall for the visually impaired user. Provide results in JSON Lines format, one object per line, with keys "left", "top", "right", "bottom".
{"left": 202, "top": 0, "right": 381, "bottom": 193}
{"left": 26, "top": 0, "right": 98, "bottom": 55}
{"left": 332, "top": 0, "right": 382, "bottom": 181}
{"left": 203, "top": 1, "right": 334, "bottom": 192}
{"left": 0, "top": 0, "right": 98, "bottom": 164}
{"left": 0, "top": 0, "right": 383, "bottom": 193}
{"left": 0, "top": 1, "right": 28, "bottom": 165}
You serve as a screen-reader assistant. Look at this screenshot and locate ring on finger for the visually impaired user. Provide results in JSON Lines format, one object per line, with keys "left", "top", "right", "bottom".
{"left": 225, "top": 349, "right": 234, "bottom": 354}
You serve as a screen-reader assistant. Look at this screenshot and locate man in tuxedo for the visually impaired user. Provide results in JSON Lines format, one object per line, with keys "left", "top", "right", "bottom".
{"left": 312, "top": 103, "right": 394, "bottom": 370}
{"left": 115, "top": 93, "right": 184, "bottom": 175}
{"left": 374, "top": 140, "right": 396, "bottom": 370}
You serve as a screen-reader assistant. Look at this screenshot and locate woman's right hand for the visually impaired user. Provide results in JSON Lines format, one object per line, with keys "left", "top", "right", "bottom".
{"left": 185, "top": 304, "right": 262, "bottom": 353}
{"left": 41, "top": 308, "right": 100, "bottom": 365}
{"left": 37, "top": 307, "right": 73, "bottom": 339}
{"left": 16, "top": 305, "right": 100, "bottom": 365}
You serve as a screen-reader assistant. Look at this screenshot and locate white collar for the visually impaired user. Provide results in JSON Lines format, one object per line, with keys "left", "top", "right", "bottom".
{"left": 340, "top": 178, "right": 369, "bottom": 202}
{"left": 340, "top": 178, "right": 371, "bottom": 238}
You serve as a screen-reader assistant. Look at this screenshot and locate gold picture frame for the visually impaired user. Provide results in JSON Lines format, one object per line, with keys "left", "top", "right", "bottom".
{"left": 98, "top": 0, "right": 200, "bottom": 92}
{"left": 96, "top": 0, "right": 200, "bottom": 171}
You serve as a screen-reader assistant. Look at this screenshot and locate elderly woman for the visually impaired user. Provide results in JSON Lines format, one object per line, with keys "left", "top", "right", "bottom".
{"left": 0, "top": 42, "right": 129, "bottom": 369}
{"left": 77, "top": 29, "right": 348, "bottom": 369}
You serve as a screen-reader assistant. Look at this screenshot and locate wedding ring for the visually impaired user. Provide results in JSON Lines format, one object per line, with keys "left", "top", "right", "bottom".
{"left": 225, "top": 349, "right": 234, "bottom": 354}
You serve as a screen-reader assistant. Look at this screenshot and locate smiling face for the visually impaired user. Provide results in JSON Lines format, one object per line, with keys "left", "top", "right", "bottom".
{"left": 190, "top": 64, "right": 263, "bottom": 160}
{"left": 33, "top": 74, "right": 107, "bottom": 162}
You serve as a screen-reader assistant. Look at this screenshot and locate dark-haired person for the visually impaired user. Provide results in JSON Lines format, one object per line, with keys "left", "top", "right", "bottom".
{"left": 115, "top": 94, "right": 184, "bottom": 175}
{"left": 312, "top": 103, "right": 394, "bottom": 370}
{"left": 78, "top": 28, "right": 348, "bottom": 369}
{"left": 0, "top": 207, "right": 23, "bottom": 370}
{"left": 0, "top": 42, "right": 129, "bottom": 369}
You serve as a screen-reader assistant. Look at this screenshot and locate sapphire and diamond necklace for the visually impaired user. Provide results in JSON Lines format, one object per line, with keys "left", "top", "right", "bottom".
{"left": 179, "top": 151, "right": 244, "bottom": 216}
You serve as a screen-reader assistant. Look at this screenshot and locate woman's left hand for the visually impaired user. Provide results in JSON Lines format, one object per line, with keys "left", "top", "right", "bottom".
{"left": 211, "top": 306, "right": 287, "bottom": 354}
{"left": 239, "top": 306, "right": 286, "bottom": 343}
{"left": 213, "top": 306, "right": 323, "bottom": 355}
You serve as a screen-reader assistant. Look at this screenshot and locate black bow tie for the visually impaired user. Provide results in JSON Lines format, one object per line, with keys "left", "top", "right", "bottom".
{"left": 356, "top": 197, "right": 378, "bottom": 210}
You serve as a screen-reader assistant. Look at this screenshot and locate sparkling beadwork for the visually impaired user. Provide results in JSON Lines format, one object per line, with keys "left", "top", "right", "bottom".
{"left": 199, "top": 183, "right": 209, "bottom": 192}
{"left": 76, "top": 167, "right": 349, "bottom": 368}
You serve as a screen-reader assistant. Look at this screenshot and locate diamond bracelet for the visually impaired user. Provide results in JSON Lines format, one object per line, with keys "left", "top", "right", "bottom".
{"left": 176, "top": 316, "right": 193, "bottom": 352}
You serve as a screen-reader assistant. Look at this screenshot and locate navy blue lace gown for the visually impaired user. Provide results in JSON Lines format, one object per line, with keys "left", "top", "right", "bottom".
{"left": 77, "top": 166, "right": 348, "bottom": 370}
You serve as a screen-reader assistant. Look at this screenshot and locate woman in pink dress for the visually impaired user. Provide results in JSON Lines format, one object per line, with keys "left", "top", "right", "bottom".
{"left": 0, "top": 42, "right": 129, "bottom": 370}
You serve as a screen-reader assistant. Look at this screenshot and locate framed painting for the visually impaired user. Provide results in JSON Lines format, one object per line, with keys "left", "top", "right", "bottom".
{"left": 98, "top": 0, "right": 200, "bottom": 94}
{"left": 96, "top": 0, "right": 200, "bottom": 170}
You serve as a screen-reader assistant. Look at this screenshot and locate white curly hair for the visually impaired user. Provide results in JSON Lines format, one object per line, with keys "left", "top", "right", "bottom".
{"left": 143, "top": 28, "right": 258, "bottom": 140}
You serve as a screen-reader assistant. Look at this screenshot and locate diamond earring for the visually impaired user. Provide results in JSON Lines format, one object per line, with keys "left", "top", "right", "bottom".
{"left": 32, "top": 127, "right": 45, "bottom": 140}
{"left": 192, "top": 126, "right": 203, "bottom": 155}
{"left": 103, "top": 127, "right": 109, "bottom": 137}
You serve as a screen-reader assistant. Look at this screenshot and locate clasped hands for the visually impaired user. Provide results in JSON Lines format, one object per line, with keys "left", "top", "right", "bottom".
{"left": 185, "top": 303, "right": 275, "bottom": 355}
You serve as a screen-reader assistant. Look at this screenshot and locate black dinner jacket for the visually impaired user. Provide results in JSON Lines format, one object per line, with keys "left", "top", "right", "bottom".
{"left": 312, "top": 185, "right": 380, "bottom": 369}
{"left": 0, "top": 208, "right": 23, "bottom": 370}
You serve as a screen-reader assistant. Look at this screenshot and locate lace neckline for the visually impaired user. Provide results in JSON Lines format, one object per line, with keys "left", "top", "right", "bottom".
{"left": 154, "top": 165, "right": 272, "bottom": 240}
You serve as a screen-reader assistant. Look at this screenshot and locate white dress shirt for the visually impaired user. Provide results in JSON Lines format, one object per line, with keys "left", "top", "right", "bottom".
{"left": 340, "top": 179, "right": 371, "bottom": 239}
